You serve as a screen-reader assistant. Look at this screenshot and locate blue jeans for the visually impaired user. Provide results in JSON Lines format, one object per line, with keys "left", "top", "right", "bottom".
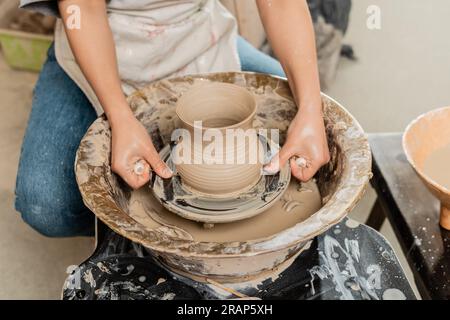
{"left": 15, "top": 37, "right": 285, "bottom": 237}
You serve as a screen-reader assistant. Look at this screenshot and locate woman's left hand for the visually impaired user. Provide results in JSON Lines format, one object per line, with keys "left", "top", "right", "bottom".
{"left": 264, "top": 107, "right": 330, "bottom": 182}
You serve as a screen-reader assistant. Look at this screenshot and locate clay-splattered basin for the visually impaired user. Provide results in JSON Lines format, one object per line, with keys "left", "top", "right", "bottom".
{"left": 403, "top": 106, "right": 450, "bottom": 230}
{"left": 75, "top": 73, "right": 372, "bottom": 283}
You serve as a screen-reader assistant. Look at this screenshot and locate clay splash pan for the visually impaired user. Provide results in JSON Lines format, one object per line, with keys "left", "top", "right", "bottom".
{"left": 75, "top": 73, "right": 372, "bottom": 282}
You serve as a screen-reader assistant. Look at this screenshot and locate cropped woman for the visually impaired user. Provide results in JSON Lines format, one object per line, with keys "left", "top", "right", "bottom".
{"left": 16, "top": 0, "right": 329, "bottom": 236}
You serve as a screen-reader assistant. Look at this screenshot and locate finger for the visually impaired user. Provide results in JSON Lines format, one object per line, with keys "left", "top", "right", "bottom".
{"left": 298, "top": 161, "right": 321, "bottom": 182}
{"left": 290, "top": 158, "right": 305, "bottom": 181}
{"left": 143, "top": 145, "right": 173, "bottom": 179}
{"left": 133, "top": 160, "right": 152, "bottom": 181}
{"left": 116, "top": 167, "right": 147, "bottom": 190}
{"left": 112, "top": 159, "right": 151, "bottom": 190}
{"left": 133, "top": 160, "right": 147, "bottom": 175}
{"left": 263, "top": 145, "right": 294, "bottom": 174}
{"left": 295, "top": 157, "right": 310, "bottom": 168}
{"left": 131, "top": 162, "right": 152, "bottom": 189}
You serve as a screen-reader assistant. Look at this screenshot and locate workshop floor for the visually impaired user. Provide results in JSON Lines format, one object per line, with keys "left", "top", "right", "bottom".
{"left": 0, "top": 56, "right": 94, "bottom": 299}
{"left": 1, "top": 0, "right": 449, "bottom": 299}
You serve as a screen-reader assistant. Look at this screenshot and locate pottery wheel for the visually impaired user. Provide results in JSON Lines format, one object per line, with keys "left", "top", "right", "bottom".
{"left": 151, "top": 145, "right": 291, "bottom": 225}
{"left": 74, "top": 72, "right": 372, "bottom": 280}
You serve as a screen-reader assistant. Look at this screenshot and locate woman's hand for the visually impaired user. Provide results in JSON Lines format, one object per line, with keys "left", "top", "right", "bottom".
{"left": 110, "top": 109, "right": 173, "bottom": 189}
{"left": 264, "top": 107, "right": 330, "bottom": 182}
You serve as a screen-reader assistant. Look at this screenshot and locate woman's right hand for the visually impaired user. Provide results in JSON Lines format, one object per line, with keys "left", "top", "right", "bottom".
{"left": 109, "top": 109, "right": 173, "bottom": 189}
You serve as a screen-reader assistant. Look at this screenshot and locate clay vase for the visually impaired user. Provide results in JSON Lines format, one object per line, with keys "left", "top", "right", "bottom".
{"left": 175, "top": 82, "right": 264, "bottom": 197}
{"left": 403, "top": 106, "right": 450, "bottom": 230}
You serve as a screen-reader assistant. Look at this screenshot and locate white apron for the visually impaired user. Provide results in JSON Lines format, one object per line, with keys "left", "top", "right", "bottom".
{"left": 54, "top": 0, "right": 241, "bottom": 115}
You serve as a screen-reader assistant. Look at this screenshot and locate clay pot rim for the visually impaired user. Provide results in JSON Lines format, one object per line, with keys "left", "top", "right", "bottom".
{"left": 75, "top": 72, "right": 372, "bottom": 259}
{"left": 175, "top": 82, "right": 257, "bottom": 131}
{"left": 403, "top": 106, "right": 450, "bottom": 194}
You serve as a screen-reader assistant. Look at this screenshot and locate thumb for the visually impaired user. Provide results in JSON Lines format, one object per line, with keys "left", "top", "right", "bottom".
{"left": 143, "top": 146, "right": 173, "bottom": 179}
{"left": 263, "top": 144, "right": 293, "bottom": 174}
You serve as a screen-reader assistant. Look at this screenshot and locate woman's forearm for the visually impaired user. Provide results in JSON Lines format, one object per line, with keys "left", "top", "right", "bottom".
{"left": 58, "top": 0, "right": 131, "bottom": 124}
{"left": 256, "top": 0, "right": 322, "bottom": 114}
{"left": 58, "top": 0, "right": 173, "bottom": 188}
{"left": 257, "top": 0, "right": 329, "bottom": 181}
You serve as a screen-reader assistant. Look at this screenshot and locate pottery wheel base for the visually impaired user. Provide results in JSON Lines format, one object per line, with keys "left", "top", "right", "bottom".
{"left": 62, "top": 219, "right": 417, "bottom": 300}
{"left": 151, "top": 145, "right": 291, "bottom": 225}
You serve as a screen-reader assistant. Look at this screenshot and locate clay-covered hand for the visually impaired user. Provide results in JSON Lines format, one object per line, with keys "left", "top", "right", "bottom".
{"left": 264, "top": 109, "right": 330, "bottom": 182}
{"left": 110, "top": 112, "right": 173, "bottom": 189}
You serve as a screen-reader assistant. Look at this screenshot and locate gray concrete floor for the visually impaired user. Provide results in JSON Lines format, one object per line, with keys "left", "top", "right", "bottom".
{"left": 1, "top": 0, "right": 449, "bottom": 299}
{"left": 324, "top": 0, "right": 450, "bottom": 299}
{"left": 0, "top": 57, "right": 94, "bottom": 299}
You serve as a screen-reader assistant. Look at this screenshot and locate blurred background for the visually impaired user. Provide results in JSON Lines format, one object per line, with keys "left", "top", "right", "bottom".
{"left": 1, "top": 0, "right": 450, "bottom": 299}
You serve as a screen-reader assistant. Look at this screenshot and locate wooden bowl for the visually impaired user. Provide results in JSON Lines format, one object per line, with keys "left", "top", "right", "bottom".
{"left": 403, "top": 106, "right": 450, "bottom": 230}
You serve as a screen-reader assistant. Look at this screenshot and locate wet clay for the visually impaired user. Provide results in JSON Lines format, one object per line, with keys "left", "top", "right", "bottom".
{"left": 176, "top": 82, "right": 257, "bottom": 130}
{"left": 423, "top": 143, "right": 450, "bottom": 190}
{"left": 175, "top": 82, "right": 263, "bottom": 197}
{"left": 129, "top": 179, "right": 322, "bottom": 242}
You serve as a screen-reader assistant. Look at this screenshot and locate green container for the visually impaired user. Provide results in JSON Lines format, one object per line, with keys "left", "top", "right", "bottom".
{"left": 0, "top": 29, "right": 52, "bottom": 72}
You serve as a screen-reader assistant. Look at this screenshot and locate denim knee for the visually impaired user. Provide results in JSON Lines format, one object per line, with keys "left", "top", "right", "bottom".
{"left": 237, "top": 36, "right": 286, "bottom": 78}
{"left": 14, "top": 42, "right": 96, "bottom": 237}
{"left": 15, "top": 195, "right": 94, "bottom": 238}
{"left": 15, "top": 161, "right": 94, "bottom": 237}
